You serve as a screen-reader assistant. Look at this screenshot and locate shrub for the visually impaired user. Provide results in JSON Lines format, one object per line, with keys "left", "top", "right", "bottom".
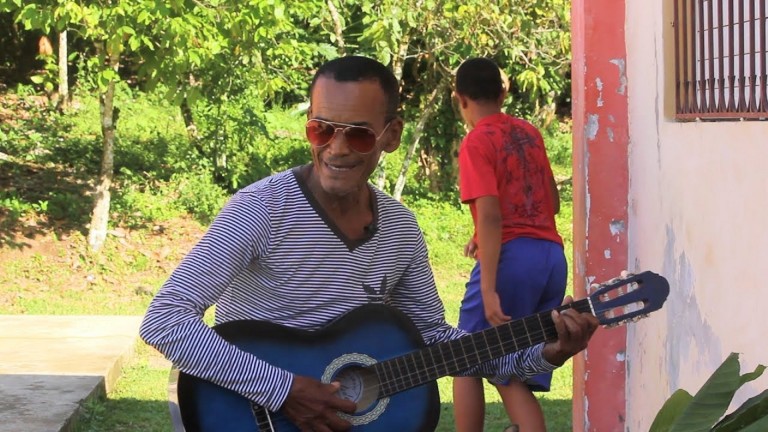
{"left": 650, "top": 352, "right": 768, "bottom": 431}
{"left": 170, "top": 170, "right": 229, "bottom": 224}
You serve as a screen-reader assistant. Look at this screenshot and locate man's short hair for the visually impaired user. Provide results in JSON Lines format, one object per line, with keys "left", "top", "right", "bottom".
{"left": 309, "top": 56, "right": 400, "bottom": 119}
{"left": 455, "top": 57, "right": 505, "bottom": 102}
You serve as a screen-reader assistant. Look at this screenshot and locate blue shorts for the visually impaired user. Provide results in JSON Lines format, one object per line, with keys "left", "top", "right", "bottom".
{"left": 457, "top": 237, "right": 567, "bottom": 392}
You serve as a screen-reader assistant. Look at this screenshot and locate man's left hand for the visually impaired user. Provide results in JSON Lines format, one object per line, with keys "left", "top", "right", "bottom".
{"left": 542, "top": 296, "right": 600, "bottom": 366}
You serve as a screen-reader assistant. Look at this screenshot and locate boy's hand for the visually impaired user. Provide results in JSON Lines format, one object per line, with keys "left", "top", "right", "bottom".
{"left": 464, "top": 238, "right": 478, "bottom": 259}
{"left": 482, "top": 291, "right": 511, "bottom": 326}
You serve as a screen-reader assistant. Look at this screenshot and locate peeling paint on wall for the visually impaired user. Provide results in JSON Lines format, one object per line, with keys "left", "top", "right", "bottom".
{"left": 617, "top": 351, "right": 626, "bottom": 362}
{"left": 610, "top": 219, "right": 626, "bottom": 236}
{"left": 576, "top": 254, "right": 587, "bottom": 280}
{"left": 662, "top": 225, "right": 724, "bottom": 394}
{"left": 610, "top": 58, "right": 628, "bottom": 95}
{"left": 596, "top": 77, "right": 604, "bottom": 107}
{"left": 607, "top": 127, "right": 615, "bottom": 142}
{"left": 585, "top": 191, "right": 591, "bottom": 236}
{"left": 604, "top": 249, "right": 612, "bottom": 259}
{"left": 586, "top": 114, "right": 600, "bottom": 141}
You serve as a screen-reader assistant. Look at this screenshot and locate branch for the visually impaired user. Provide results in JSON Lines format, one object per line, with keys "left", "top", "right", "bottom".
{"left": 326, "top": 0, "right": 345, "bottom": 55}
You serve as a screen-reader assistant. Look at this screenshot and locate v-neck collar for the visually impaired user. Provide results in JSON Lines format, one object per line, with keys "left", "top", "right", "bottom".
{"left": 291, "top": 165, "right": 378, "bottom": 251}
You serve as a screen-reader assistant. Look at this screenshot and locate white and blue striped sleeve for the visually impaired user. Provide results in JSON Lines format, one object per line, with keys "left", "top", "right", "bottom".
{"left": 139, "top": 191, "right": 294, "bottom": 412}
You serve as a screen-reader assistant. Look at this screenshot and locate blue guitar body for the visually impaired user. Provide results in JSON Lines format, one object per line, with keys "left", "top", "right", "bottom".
{"left": 176, "top": 304, "right": 440, "bottom": 432}
{"left": 174, "top": 271, "right": 671, "bottom": 432}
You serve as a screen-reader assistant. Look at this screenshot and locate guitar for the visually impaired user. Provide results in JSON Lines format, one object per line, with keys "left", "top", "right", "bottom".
{"left": 169, "top": 271, "right": 669, "bottom": 432}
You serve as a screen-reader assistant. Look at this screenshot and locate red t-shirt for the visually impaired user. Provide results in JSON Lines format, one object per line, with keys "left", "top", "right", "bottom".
{"left": 458, "top": 113, "right": 562, "bottom": 245}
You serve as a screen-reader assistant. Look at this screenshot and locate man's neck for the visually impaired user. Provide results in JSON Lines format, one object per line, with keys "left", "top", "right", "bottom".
{"left": 304, "top": 165, "right": 370, "bottom": 216}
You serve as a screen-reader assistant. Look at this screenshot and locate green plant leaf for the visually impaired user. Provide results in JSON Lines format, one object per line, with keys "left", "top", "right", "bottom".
{"left": 739, "top": 416, "right": 768, "bottom": 432}
{"left": 713, "top": 388, "right": 768, "bottom": 432}
{"left": 738, "top": 364, "right": 766, "bottom": 387}
{"left": 670, "top": 353, "right": 744, "bottom": 432}
{"left": 649, "top": 389, "right": 694, "bottom": 432}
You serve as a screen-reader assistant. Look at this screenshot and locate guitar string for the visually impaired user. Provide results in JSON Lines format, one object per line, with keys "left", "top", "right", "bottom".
{"left": 223, "top": 315, "right": 569, "bottom": 418}
{"left": 221, "top": 278, "right": 647, "bottom": 416}
{"left": 368, "top": 295, "right": 638, "bottom": 396}
{"left": 369, "top": 319, "right": 562, "bottom": 396}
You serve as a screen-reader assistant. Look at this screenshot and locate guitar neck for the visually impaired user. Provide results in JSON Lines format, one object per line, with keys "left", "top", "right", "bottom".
{"left": 372, "top": 299, "right": 592, "bottom": 397}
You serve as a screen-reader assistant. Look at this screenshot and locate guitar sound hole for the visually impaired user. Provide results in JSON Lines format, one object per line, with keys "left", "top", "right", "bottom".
{"left": 333, "top": 366, "right": 380, "bottom": 413}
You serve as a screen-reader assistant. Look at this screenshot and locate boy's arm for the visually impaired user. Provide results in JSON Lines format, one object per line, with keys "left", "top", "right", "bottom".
{"left": 474, "top": 195, "right": 510, "bottom": 326}
{"left": 549, "top": 174, "right": 560, "bottom": 214}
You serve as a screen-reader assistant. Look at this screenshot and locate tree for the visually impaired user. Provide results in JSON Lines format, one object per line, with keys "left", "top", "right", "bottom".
{"left": 57, "top": 29, "right": 69, "bottom": 110}
{"left": 1, "top": 0, "right": 573, "bottom": 235}
{"left": 0, "top": 0, "right": 328, "bottom": 250}
{"left": 340, "top": 0, "right": 572, "bottom": 198}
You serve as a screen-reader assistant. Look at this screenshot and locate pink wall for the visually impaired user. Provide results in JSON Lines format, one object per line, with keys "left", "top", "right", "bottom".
{"left": 623, "top": 0, "right": 768, "bottom": 430}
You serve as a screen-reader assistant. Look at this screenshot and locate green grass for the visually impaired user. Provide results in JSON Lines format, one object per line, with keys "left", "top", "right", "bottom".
{"left": 64, "top": 196, "right": 576, "bottom": 432}
{"left": 6, "top": 178, "right": 574, "bottom": 432}
{"left": 1, "top": 90, "right": 574, "bottom": 431}
{"left": 412, "top": 197, "right": 576, "bottom": 432}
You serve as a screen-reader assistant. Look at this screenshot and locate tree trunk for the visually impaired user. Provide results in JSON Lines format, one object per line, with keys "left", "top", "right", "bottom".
{"left": 375, "top": 37, "right": 411, "bottom": 191}
{"left": 373, "top": 153, "right": 388, "bottom": 191}
{"left": 57, "top": 30, "right": 69, "bottom": 111}
{"left": 327, "top": 0, "right": 345, "bottom": 55}
{"left": 179, "top": 74, "right": 206, "bottom": 157}
{"left": 392, "top": 81, "right": 445, "bottom": 201}
{"left": 181, "top": 97, "right": 208, "bottom": 158}
{"left": 87, "top": 45, "right": 119, "bottom": 252}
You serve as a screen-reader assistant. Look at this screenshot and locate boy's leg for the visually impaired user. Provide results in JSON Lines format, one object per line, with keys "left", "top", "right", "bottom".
{"left": 453, "top": 376, "right": 486, "bottom": 432}
{"left": 496, "top": 379, "right": 546, "bottom": 432}
{"left": 494, "top": 238, "right": 565, "bottom": 431}
{"left": 455, "top": 263, "right": 488, "bottom": 431}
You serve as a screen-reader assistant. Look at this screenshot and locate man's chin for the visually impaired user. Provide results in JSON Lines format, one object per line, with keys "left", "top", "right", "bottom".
{"left": 321, "top": 184, "right": 356, "bottom": 197}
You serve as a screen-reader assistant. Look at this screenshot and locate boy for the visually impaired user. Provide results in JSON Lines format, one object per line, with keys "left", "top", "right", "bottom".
{"left": 452, "top": 57, "right": 567, "bottom": 432}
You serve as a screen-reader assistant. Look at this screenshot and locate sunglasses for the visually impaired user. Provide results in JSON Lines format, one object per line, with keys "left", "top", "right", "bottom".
{"left": 305, "top": 119, "right": 391, "bottom": 154}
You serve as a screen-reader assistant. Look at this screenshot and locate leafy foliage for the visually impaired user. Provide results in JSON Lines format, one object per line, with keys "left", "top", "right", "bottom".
{"left": 1, "top": 83, "right": 575, "bottom": 427}
{"left": 0, "top": 0, "right": 573, "bottom": 244}
{"left": 650, "top": 353, "right": 768, "bottom": 432}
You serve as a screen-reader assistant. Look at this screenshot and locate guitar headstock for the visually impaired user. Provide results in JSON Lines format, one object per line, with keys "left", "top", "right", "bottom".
{"left": 588, "top": 271, "right": 670, "bottom": 327}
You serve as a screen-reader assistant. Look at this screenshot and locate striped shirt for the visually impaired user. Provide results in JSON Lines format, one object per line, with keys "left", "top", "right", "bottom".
{"left": 139, "top": 166, "right": 556, "bottom": 412}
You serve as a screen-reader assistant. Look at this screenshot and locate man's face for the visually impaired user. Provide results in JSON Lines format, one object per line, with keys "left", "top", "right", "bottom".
{"left": 307, "top": 76, "right": 402, "bottom": 197}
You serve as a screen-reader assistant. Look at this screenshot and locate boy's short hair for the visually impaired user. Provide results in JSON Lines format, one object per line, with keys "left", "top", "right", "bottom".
{"left": 455, "top": 57, "right": 505, "bottom": 102}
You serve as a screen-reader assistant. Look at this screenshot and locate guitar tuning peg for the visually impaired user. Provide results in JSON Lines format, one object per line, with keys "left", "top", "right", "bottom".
{"left": 621, "top": 270, "right": 633, "bottom": 278}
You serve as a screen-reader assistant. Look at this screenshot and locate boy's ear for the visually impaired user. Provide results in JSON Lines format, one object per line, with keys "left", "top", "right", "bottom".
{"left": 455, "top": 92, "right": 470, "bottom": 109}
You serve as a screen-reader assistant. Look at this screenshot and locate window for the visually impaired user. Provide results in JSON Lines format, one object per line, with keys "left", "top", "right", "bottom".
{"left": 673, "top": 0, "right": 767, "bottom": 120}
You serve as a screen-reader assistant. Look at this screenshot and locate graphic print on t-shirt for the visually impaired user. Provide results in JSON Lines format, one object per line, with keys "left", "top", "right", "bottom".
{"left": 362, "top": 275, "right": 388, "bottom": 303}
{"left": 499, "top": 122, "right": 548, "bottom": 221}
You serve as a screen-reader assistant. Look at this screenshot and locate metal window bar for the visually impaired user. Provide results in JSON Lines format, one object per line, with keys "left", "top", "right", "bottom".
{"left": 674, "top": 0, "right": 768, "bottom": 120}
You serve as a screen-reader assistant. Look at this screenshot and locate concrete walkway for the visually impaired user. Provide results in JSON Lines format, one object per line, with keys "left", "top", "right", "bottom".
{"left": 0, "top": 315, "right": 144, "bottom": 432}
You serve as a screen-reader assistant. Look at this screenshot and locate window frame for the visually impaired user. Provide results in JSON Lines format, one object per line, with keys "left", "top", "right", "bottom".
{"left": 673, "top": 0, "right": 767, "bottom": 121}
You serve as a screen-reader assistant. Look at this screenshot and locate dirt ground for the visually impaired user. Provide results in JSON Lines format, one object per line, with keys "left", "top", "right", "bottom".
{"left": 0, "top": 165, "right": 205, "bottom": 314}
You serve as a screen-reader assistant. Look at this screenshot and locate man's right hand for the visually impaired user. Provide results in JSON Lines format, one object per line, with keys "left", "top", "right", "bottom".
{"left": 282, "top": 375, "right": 357, "bottom": 431}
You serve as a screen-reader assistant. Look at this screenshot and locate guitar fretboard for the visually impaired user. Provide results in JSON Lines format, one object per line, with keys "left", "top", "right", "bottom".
{"left": 372, "top": 299, "right": 592, "bottom": 397}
